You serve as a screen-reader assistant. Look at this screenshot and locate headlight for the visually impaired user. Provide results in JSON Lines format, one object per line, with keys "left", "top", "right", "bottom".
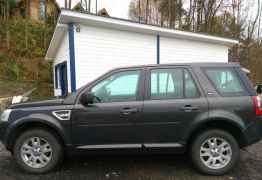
{"left": 0, "top": 109, "right": 12, "bottom": 122}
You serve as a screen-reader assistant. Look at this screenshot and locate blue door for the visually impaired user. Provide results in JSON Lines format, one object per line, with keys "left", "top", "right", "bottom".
{"left": 55, "top": 62, "right": 68, "bottom": 97}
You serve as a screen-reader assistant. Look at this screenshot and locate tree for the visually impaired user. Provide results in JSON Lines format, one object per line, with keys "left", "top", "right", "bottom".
{"left": 65, "top": 0, "right": 68, "bottom": 9}
{"left": 69, "top": 0, "right": 72, "bottom": 9}
{"left": 247, "top": 0, "right": 260, "bottom": 42}
{"left": 88, "top": 0, "right": 91, "bottom": 12}
{"left": 25, "top": 0, "right": 30, "bottom": 49}
{"left": 145, "top": 0, "right": 149, "bottom": 23}
{"left": 6, "top": 0, "right": 10, "bottom": 49}
{"left": 127, "top": 0, "right": 262, "bottom": 83}
{"left": 129, "top": 0, "right": 185, "bottom": 28}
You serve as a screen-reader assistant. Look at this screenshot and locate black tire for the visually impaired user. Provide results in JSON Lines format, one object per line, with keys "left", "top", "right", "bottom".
{"left": 191, "top": 129, "right": 239, "bottom": 176}
{"left": 13, "top": 129, "right": 63, "bottom": 174}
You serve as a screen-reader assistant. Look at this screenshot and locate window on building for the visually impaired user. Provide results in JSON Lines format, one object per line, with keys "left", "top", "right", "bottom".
{"left": 20, "top": 7, "right": 26, "bottom": 18}
{"left": 39, "top": 0, "right": 46, "bottom": 20}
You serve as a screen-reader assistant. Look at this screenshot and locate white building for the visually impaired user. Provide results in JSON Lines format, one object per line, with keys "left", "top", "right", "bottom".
{"left": 45, "top": 9, "right": 238, "bottom": 96}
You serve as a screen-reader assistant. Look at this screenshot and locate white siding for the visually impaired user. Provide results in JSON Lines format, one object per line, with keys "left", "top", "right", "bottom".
{"left": 53, "top": 24, "right": 230, "bottom": 95}
{"left": 160, "top": 36, "right": 228, "bottom": 64}
{"left": 53, "top": 32, "right": 71, "bottom": 96}
{"left": 74, "top": 25, "right": 156, "bottom": 88}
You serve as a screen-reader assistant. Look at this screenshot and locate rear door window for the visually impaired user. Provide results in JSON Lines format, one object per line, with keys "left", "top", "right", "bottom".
{"left": 184, "top": 70, "right": 199, "bottom": 98}
{"left": 151, "top": 68, "right": 183, "bottom": 99}
{"left": 150, "top": 68, "right": 199, "bottom": 100}
{"left": 204, "top": 68, "right": 245, "bottom": 96}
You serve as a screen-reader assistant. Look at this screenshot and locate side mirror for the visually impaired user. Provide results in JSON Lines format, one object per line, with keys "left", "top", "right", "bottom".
{"left": 80, "top": 92, "right": 95, "bottom": 106}
{"left": 257, "top": 84, "right": 262, "bottom": 94}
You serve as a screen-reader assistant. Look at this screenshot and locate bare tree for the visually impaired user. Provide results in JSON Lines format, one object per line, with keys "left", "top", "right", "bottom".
{"left": 139, "top": 0, "right": 141, "bottom": 22}
{"left": 248, "top": 0, "right": 260, "bottom": 41}
{"left": 65, "top": 0, "right": 68, "bottom": 9}
{"left": 168, "top": 0, "right": 172, "bottom": 27}
{"left": 6, "top": 0, "right": 10, "bottom": 49}
{"left": 145, "top": 0, "right": 149, "bottom": 23}
{"left": 196, "top": 0, "right": 203, "bottom": 31}
{"left": 257, "top": 0, "right": 262, "bottom": 42}
{"left": 25, "top": 0, "right": 30, "bottom": 49}
{"left": 88, "top": 0, "right": 91, "bottom": 12}
{"left": 178, "top": 0, "right": 182, "bottom": 29}
{"left": 85, "top": 0, "right": 88, "bottom": 11}
{"left": 69, "top": 0, "right": 72, "bottom": 9}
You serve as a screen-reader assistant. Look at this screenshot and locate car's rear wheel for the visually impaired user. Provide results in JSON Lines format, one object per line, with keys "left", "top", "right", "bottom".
{"left": 191, "top": 129, "right": 239, "bottom": 175}
{"left": 13, "top": 129, "right": 63, "bottom": 174}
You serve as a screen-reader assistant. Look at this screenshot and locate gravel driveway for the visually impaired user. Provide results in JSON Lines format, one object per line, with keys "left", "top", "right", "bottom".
{"left": 0, "top": 141, "right": 262, "bottom": 180}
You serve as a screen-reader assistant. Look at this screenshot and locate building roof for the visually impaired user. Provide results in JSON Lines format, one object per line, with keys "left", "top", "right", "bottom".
{"left": 45, "top": 9, "right": 239, "bottom": 60}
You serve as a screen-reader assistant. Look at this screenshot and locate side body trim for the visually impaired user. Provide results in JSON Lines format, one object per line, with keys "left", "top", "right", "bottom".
{"left": 76, "top": 143, "right": 184, "bottom": 149}
{"left": 144, "top": 143, "right": 183, "bottom": 148}
{"left": 77, "top": 144, "right": 142, "bottom": 149}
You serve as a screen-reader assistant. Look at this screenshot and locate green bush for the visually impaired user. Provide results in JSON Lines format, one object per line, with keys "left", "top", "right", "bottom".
{"left": 34, "top": 47, "right": 45, "bottom": 57}
{"left": 5, "top": 59, "right": 19, "bottom": 81}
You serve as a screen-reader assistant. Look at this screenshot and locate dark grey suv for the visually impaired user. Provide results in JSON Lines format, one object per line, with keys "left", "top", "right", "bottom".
{"left": 0, "top": 63, "right": 262, "bottom": 175}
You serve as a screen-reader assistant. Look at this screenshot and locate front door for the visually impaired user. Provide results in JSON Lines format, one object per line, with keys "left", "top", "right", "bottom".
{"left": 55, "top": 62, "right": 68, "bottom": 97}
{"left": 138, "top": 67, "right": 208, "bottom": 147}
{"left": 72, "top": 69, "right": 144, "bottom": 149}
{"left": 59, "top": 63, "right": 68, "bottom": 96}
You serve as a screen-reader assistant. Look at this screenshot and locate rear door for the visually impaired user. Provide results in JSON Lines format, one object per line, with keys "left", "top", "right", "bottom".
{"left": 137, "top": 66, "right": 209, "bottom": 147}
{"left": 202, "top": 66, "right": 255, "bottom": 127}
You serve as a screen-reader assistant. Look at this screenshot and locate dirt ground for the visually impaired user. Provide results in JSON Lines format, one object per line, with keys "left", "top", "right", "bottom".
{"left": 0, "top": 141, "right": 262, "bottom": 180}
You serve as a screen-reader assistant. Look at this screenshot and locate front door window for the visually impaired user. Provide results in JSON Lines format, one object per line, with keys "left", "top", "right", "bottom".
{"left": 91, "top": 70, "right": 141, "bottom": 103}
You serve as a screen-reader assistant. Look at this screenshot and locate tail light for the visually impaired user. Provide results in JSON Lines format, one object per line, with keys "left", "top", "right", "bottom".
{"left": 253, "top": 96, "right": 262, "bottom": 115}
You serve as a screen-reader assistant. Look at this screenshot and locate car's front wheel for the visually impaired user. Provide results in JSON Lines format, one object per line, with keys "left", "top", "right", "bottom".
{"left": 191, "top": 129, "right": 239, "bottom": 175}
{"left": 13, "top": 129, "right": 63, "bottom": 174}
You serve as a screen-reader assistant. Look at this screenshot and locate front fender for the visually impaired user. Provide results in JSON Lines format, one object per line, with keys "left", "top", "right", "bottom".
{"left": 4, "top": 113, "right": 70, "bottom": 147}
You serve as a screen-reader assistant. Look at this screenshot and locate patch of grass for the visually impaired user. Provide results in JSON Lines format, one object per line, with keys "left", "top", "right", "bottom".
{"left": 0, "top": 80, "right": 33, "bottom": 98}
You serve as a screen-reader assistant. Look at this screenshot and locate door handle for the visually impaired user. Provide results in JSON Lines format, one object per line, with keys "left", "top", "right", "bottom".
{"left": 120, "top": 108, "right": 138, "bottom": 115}
{"left": 180, "top": 105, "right": 199, "bottom": 112}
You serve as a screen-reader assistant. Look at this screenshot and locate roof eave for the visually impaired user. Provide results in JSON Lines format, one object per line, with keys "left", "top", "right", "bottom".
{"left": 45, "top": 23, "right": 67, "bottom": 60}
{"left": 45, "top": 9, "right": 239, "bottom": 60}
{"left": 59, "top": 9, "right": 239, "bottom": 47}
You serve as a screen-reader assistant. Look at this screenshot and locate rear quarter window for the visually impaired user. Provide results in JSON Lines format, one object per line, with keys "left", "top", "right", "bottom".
{"left": 204, "top": 67, "right": 246, "bottom": 96}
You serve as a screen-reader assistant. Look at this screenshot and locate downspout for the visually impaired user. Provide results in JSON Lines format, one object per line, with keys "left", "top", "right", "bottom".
{"left": 157, "top": 34, "right": 160, "bottom": 64}
{"left": 68, "top": 23, "right": 76, "bottom": 92}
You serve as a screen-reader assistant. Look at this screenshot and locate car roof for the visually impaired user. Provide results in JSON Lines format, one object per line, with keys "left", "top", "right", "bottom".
{"left": 112, "top": 62, "right": 240, "bottom": 71}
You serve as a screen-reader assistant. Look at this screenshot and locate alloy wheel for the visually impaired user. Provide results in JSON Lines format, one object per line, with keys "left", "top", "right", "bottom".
{"left": 200, "top": 137, "right": 232, "bottom": 170}
{"left": 20, "top": 137, "right": 53, "bottom": 169}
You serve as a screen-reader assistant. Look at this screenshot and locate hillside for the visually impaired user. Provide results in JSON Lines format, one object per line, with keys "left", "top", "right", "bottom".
{"left": 0, "top": 18, "right": 54, "bottom": 100}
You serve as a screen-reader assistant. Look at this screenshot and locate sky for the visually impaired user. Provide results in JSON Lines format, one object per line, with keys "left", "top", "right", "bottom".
{"left": 57, "top": 0, "right": 132, "bottom": 18}
{"left": 57, "top": 0, "right": 261, "bottom": 30}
